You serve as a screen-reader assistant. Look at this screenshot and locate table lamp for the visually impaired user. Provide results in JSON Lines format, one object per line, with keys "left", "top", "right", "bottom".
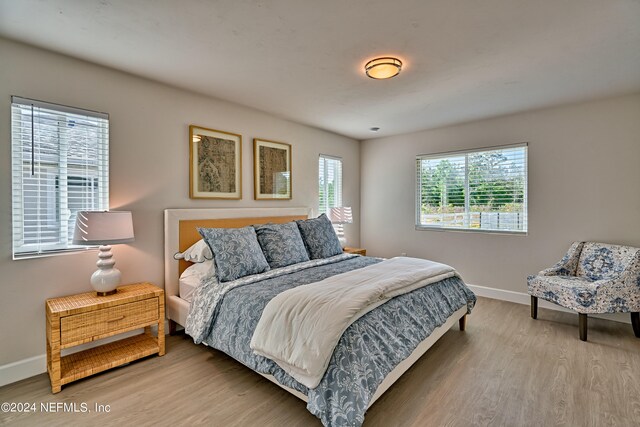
{"left": 73, "top": 211, "right": 135, "bottom": 296}
{"left": 329, "top": 206, "right": 353, "bottom": 248}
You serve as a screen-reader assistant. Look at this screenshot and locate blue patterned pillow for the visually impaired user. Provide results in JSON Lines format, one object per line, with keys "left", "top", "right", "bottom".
{"left": 198, "top": 226, "right": 270, "bottom": 282}
{"left": 254, "top": 222, "right": 310, "bottom": 268}
{"left": 295, "top": 214, "right": 343, "bottom": 259}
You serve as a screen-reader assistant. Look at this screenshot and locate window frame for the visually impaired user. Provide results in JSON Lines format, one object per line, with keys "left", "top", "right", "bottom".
{"left": 415, "top": 143, "right": 528, "bottom": 235}
{"left": 11, "top": 96, "right": 110, "bottom": 259}
{"left": 318, "top": 154, "right": 343, "bottom": 216}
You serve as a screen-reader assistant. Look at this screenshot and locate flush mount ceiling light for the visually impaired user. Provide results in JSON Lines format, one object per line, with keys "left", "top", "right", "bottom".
{"left": 365, "top": 57, "right": 402, "bottom": 79}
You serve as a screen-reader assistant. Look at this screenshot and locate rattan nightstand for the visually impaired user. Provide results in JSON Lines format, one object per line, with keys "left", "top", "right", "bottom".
{"left": 45, "top": 282, "right": 165, "bottom": 393}
{"left": 343, "top": 247, "right": 366, "bottom": 256}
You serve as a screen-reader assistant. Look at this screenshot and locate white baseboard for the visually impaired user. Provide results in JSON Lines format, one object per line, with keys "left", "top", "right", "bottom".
{"left": 0, "top": 321, "right": 169, "bottom": 389}
{"left": 467, "top": 284, "right": 631, "bottom": 324}
{"left": 0, "top": 354, "right": 47, "bottom": 389}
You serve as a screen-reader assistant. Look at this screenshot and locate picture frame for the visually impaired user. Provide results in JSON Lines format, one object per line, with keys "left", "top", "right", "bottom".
{"left": 189, "top": 125, "right": 242, "bottom": 199}
{"left": 253, "top": 138, "right": 292, "bottom": 200}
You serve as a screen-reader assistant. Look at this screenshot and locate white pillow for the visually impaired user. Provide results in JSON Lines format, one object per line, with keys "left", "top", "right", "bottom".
{"left": 181, "top": 259, "right": 216, "bottom": 279}
{"left": 179, "top": 260, "right": 217, "bottom": 302}
{"left": 180, "top": 239, "right": 213, "bottom": 263}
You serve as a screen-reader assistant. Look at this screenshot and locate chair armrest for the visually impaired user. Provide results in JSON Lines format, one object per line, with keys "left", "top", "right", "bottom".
{"left": 538, "top": 241, "right": 584, "bottom": 276}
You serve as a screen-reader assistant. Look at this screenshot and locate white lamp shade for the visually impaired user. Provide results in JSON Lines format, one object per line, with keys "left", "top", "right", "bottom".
{"left": 328, "top": 207, "right": 353, "bottom": 224}
{"left": 73, "top": 211, "right": 135, "bottom": 245}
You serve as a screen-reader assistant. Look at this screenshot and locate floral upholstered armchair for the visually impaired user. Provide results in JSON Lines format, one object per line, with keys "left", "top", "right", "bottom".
{"left": 527, "top": 242, "right": 640, "bottom": 341}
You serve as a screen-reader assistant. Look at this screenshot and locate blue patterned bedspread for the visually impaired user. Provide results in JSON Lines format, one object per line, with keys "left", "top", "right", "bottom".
{"left": 194, "top": 256, "right": 476, "bottom": 426}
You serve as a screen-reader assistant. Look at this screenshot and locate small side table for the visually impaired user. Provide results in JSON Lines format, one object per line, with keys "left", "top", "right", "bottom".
{"left": 344, "top": 247, "right": 366, "bottom": 256}
{"left": 46, "top": 282, "right": 165, "bottom": 393}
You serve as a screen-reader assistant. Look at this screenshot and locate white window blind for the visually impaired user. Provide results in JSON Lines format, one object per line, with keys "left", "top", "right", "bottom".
{"left": 416, "top": 143, "right": 527, "bottom": 233}
{"left": 11, "top": 96, "right": 109, "bottom": 258}
{"left": 318, "top": 155, "right": 343, "bottom": 215}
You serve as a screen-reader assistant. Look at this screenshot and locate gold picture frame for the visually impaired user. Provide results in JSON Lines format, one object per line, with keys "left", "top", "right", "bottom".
{"left": 253, "top": 138, "right": 292, "bottom": 200}
{"left": 189, "top": 125, "right": 242, "bottom": 199}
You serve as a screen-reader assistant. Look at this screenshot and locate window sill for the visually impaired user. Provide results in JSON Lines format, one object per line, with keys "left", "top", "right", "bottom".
{"left": 415, "top": 225, "right": 528, "bottom": 236}
{"left": 13, "top": 246, "right": 99, "bottom": 260}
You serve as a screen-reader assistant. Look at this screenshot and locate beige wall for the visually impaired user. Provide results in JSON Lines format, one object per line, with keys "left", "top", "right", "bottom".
{"left": 0, "top": 38, "right": 360, "bottom": 365}
{"left": 361, "top": 94, "right": 640, "bottom": 293}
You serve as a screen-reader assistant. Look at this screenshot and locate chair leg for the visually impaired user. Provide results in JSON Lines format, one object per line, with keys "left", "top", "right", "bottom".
{"left": 631, "top": 312, "right": 640, "bottom": 338}
{"left": 579, "top": 314, "right": 588, "bottom": 341}
{"left": 531, "top": 296, "right": 538, "bottom": 319}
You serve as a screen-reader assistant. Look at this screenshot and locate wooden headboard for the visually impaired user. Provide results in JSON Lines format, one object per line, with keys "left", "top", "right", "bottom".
{"left": 164, "top": 208, "right": 311, "bottom": 300}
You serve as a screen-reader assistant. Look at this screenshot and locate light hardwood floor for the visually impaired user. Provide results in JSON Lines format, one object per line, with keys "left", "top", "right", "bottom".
{"left": 1, "top": 297, "right": 639, "bottom": 426}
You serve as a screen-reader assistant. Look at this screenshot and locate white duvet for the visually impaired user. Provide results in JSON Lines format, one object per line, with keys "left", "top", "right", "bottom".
{"left": 250, "top": 256, "right": 458, "bottom": 389}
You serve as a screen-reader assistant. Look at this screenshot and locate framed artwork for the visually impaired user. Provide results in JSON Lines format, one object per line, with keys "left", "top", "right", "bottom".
{"left": 253, "top": 138, "right": 292, "bottom": 200}
{"left": 189, "top": 125, "right": 242, "bottom": 199}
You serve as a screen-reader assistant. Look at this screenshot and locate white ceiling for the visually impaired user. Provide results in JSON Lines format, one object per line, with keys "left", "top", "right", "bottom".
{"left": 1, "top": 0, "right": 639, "bottom": 140}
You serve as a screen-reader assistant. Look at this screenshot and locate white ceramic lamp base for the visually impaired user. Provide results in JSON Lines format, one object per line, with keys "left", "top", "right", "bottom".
{"left": 91, "top": 245, "right": 122, "bottom": 296}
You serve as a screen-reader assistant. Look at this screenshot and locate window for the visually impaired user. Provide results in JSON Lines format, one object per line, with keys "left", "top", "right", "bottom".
{"left": 11, "top": 97, "right": 109, "bottom": 258}
{"left": 318, "top": 155, "right": 343, "bottom": 215}
{"left": 416, "top": 143, "right": 527, "bottom": 233}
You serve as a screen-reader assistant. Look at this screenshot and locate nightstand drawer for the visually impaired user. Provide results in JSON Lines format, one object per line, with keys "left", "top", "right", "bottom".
{"left": 60, "top": 298, "right": 159, "bottom": 347}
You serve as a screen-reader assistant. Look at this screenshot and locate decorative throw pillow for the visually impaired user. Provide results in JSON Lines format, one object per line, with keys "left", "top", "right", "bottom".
{"left": 198, "top": 226, "right": 270, "bottom": 282}
{"left": 254, "top": 222, "right": 310, "bottom": 268}
{"left": 295, "top": 214, "right": 343, "bottom": 259}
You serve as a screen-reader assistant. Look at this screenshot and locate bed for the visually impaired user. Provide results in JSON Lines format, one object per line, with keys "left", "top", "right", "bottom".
{"left": 164, "top": 207, "right": 476, "bottom": 426}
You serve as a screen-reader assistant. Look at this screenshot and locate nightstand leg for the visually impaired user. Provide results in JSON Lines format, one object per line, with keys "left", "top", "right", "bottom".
{"left": 158, "top": 297, "right": 165, "bottom": 356}
{"left": 50, "top": 343, "right": 61, "bottom": 393}
{"left": 46, "top": 336, "right": 51, "bottom": 370}
{"left": 49, "top": 314, "right": 62, "bottom": 393}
